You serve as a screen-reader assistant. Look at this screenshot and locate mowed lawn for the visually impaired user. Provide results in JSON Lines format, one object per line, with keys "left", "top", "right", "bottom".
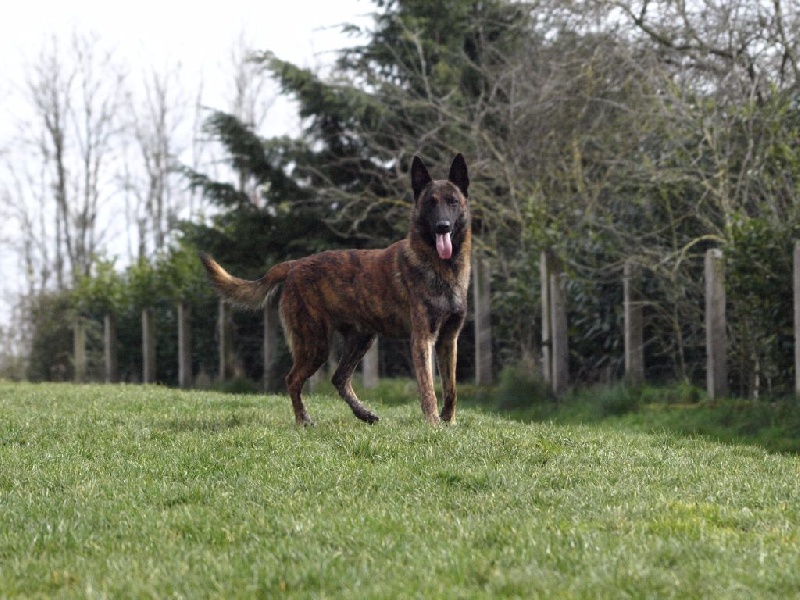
{"left": 0, "top": 383, "right": 798, "bottom": 598}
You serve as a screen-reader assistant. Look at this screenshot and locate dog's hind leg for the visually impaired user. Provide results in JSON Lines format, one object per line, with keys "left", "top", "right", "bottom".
{"left": 284, "top": 333, "right": 330, "bottom": 427}
{"left": 332, "top": 330, "right": 380, "bottom": 424}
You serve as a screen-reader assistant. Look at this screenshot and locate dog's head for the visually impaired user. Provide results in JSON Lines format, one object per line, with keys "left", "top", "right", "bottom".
{"left": 410, "top": 154, "right": 470, "bottom": 261}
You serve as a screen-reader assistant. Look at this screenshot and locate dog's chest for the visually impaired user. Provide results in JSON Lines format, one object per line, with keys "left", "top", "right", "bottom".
{"left": 425, "top": 286, "right": 467, "bottom": 316}
{"left": 401, "top": 265, "right": 466, "bottom": 310}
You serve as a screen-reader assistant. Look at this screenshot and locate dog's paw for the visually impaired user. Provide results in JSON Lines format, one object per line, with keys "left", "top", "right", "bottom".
{"left": 296, "top": 413, "right": 316, "bottom": 427}
{"left": 356, "top": 409, "right": 380, "bottom": 424}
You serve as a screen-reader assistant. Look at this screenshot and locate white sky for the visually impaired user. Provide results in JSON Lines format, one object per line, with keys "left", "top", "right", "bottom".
{"left": 0, "top": 0, "right": 371, "bottom": 327}
{"left": 0, "top": 0, "right": 370, "bottom": 135}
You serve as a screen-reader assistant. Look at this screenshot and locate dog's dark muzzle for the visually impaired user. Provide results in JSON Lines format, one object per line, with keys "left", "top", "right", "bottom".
{"left": 435, "top": 220, "right": 451, "bottom": 235}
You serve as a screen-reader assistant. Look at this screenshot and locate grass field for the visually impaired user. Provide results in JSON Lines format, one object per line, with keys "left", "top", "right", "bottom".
{"left": 1, "top": 382, "right": 799, "bottom": 598}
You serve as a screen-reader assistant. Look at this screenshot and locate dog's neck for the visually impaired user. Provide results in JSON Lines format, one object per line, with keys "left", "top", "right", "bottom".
{"left": 405, "top": 228, "right": 472, "bottom": 293}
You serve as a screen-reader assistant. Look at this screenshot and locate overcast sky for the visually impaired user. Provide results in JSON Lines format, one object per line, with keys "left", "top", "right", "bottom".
{"left": 0, "top": 0, "right": 369, "bottom": 136}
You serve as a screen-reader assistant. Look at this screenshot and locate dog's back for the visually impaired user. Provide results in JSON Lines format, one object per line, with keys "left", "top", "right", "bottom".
{"left": 277, "top": 242, "right": 413, "bottom": 339}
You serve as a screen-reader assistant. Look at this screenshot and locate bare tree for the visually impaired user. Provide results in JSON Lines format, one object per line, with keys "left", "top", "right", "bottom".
{"left": 229, "top": 31, "right": 274, "bottom": 133}
{"left": 121, "top": 61, "right": 188, "bottom": 261}
{"left": 201, "top": 31, "right": 277, "bottom": 202}
{"left": 21, "top": 31, "right": 127, "bottom": 287}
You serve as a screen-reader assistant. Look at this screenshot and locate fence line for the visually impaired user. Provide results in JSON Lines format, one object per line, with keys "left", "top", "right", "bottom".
{"left": 72, "top": 249, "right": 800, "bottom": 399}
{"left": 539, "top": 244, "right": 800, "bottom": 399}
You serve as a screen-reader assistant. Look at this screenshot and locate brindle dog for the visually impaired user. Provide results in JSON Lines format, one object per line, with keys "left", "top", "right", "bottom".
{"left": 200, "top": 154, "right": 471, "bottom": 425}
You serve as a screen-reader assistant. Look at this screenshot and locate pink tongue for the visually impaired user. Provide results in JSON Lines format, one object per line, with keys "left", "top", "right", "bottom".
{"left": 436, "top": 232, "right": 453, "bottom": 260}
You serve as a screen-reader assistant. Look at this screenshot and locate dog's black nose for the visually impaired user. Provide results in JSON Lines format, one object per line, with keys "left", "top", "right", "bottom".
{"left": 435, "top": 220, "right": 451, "bottom": 234}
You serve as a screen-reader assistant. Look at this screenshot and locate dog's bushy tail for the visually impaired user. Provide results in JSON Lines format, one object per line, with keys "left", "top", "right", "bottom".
{"left": 199, "top": 252, "right": 290, "bottom": 310}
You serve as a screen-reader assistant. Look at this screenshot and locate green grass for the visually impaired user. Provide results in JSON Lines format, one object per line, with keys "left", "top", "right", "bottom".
{"left": 1, "top": 382, "right": 799, "bottom": 598}
{"left": 486, "top": 377, "right": 800, "bottom": 455}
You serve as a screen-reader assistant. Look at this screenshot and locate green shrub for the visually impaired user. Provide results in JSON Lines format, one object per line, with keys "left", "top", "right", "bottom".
{"left": 212, "top": 375, "right": 261, "bottom": 395}
{"left": 640, "top": 381, "right": 704, "bottom": 404}
{"left": 595, "top": 384, "right": 641, "bottom": 417}
{"left": 495, "top": 362, "right": 555, "bottom": 409}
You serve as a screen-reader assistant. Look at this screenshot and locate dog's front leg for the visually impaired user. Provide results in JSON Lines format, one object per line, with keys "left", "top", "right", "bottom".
{"left": 436, "top": 313, "right": 465, "bottom": 424}
{"left": 436, "top": 336, "right": 458, "bottom": 424}
{"left": 411, "top": 332, "right": 439, "bottom": 425}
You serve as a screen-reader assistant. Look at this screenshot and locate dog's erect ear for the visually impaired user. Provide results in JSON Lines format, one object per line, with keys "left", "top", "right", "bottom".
{"left": 411, "top": 156, "right": 432, "bottom": 200}
{"left": 448, "top": 153, "right": 469, "bottom": 197}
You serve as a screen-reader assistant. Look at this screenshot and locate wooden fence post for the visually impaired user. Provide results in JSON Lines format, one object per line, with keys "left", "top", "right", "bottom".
{"left": 705, "top": 248, "right": 727, "bottom": 400}
{"left": 103, "top": 313, "right": 118, "bottom": 383}
{"left": 624, "top": 260, "right": 645, "bottom": 384}
{"left": 540, "top": 251, "right": 552, "bottom": 385}
{"left": 217, "top": 299, "right": 231, "bottom": 383}
{"left": 794, "top": 241, "right": 800, "bottom": 398}
{"left": 74, "top": 317, "right": 86, "bottom": 383}
{"left": 541, "top": 250, "right": 569, "bottom": 396}
{"left": 263, "top": 305, "right": 280, "bottom": 392}
{"left": 142, "top": 307, "right": 156, "bottom": 384}
{"left": 550, "top": 256, "right": 569, "bottom": 396}
{"left": 177, "top": 302, "right": 192, "bottom": 389}
{"left": 473, "top": 256, "right": 493, "bottom": 385}
{"left": 363, "top": 337, "right": 379, "bottom": 389}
